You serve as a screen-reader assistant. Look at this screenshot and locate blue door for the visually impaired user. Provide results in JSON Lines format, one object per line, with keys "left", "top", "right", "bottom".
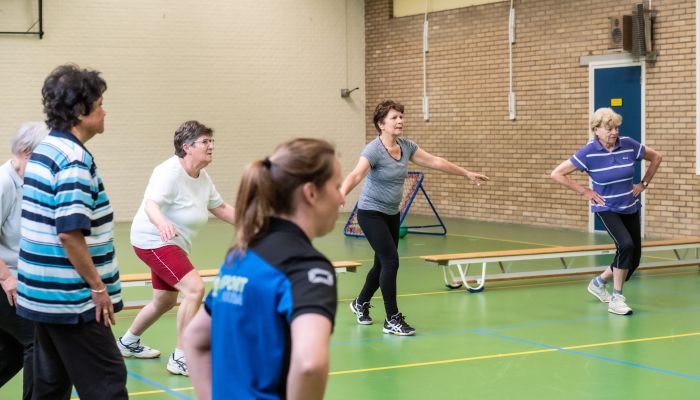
{"left": 592, "top": 65, "right": 642, "bottom": 231}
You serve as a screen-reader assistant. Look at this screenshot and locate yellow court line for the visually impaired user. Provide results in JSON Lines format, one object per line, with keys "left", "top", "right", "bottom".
{"left": 117, "top": 331, "right": 700, "bottom": 397}
{"left": 87, "top": 386, "right": 193, "bottom": 399}
{"left": 445, "top": 232, "right": 558, "bottom": 247}
{"left": 116, "top": 269, "right": 698, "bottom": 398}
{"left": 329, "top": 331, "right": 700, "bottom": 376}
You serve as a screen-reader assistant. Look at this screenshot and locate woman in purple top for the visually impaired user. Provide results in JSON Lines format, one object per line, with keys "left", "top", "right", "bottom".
{"left": 340, "top": 100, "right": 489, "bottom": 335}
{"left": 551, "top": 107, "right": 662, "bottom": 315}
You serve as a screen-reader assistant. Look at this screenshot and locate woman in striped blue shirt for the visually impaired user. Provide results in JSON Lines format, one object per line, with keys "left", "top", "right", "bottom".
{"left": 551, "top": 107, "right": 662, "bottom": 315}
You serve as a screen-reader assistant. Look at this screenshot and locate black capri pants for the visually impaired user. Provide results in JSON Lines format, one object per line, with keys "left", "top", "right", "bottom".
{"left": 356, "top": 209, "right": 401, "bottom": 317}
{"left": 595, "top": 211, "right": 642, "bottom": 281}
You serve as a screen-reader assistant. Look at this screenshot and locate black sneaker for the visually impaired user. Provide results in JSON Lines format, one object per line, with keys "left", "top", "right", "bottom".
{"left": 383, "top": 313, "right": 416, "bottom": 336}
{"left": 349, "top": 298, "right": 373, "bottom": 325}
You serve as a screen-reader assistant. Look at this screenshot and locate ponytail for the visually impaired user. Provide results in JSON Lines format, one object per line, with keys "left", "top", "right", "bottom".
{"left": 233, "top": 138, "right": 336, "bottom": 251}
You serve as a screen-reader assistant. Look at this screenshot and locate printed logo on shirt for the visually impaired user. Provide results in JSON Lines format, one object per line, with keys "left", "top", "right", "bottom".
{"left": 308, "top": 268, "right": 334, "bottom": 286}
{"left": 213, "top": 275, "right": 249, "bottom": 305}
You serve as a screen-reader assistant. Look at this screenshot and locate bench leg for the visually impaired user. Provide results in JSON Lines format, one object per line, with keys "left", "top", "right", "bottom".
{"left": 456, "top": 262, "right": 485, "bottom": 293}
{"left": 442, "top": 265, "right": 463, "bottom": 289}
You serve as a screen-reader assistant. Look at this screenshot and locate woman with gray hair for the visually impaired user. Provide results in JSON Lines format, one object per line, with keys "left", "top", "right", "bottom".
{"left": 117, "top": 120, "right": 235, "bottom": 376}
{"left": 0, "top": 122, "right": 48, "bottom": 399}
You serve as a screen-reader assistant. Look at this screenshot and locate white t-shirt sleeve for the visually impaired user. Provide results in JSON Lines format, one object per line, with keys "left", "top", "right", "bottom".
{"left": 206, "top": 174, "right": 224, "bottom": 209}
{"left": 143, "top": 166, "right": 178, "bottom": 206}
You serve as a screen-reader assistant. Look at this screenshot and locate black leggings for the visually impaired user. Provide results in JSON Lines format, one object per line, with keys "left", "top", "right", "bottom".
{"left": 356, "top": 209, "right": 401, "bottom": 317}
{"left": 596, "top": 211, "right": 641, "bottom": 281}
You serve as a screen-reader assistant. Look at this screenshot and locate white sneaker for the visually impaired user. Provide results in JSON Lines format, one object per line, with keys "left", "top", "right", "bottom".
{"left": 117, "top": 337, "right": 161, "bottom": 359}
{"left": 587, "top": 279, "right": 612, "bottom": 303}
{"left": 608, "top": 295, "right": 633, "bottom": 315}
{"left": 166, "top": 353, "right": 189, "bottom": 376}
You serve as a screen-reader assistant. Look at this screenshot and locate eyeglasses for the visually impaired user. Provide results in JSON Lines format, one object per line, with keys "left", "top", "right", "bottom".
{"left": 192, "top": 138, "right": 215, "bottom": 146}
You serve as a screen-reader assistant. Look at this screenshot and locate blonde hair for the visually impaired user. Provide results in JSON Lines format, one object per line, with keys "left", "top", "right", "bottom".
{"left": 590, "top": 107, "right": 622, "bottom": 132}
{"left": 233, "top": 138, "right": 336, "bottom": 251}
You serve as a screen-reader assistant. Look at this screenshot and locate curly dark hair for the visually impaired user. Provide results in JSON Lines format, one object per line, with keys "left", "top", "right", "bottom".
{"left": 42, "top": 64, "right": 107, "bottom": 131}
{"left": 372, "top": 100, "right": 404, "bottom": 134}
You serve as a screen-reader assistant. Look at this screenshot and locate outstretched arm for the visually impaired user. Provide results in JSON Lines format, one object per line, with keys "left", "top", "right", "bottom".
{"left": 340, "top": 157, "right": 371, "bottom": 199}
{"left": 550, "top": 159, "right": 604, "bottom": 205}
{"left": 410, "top": 148, "right": 489, "bottom": 186}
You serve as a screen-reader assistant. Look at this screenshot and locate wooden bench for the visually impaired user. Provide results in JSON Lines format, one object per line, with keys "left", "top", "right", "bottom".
{"left": 120, "top": 260, "right": 361, "bottom": 288}
{"left": 421, "top": 238, "right": 700, "bottom": 293}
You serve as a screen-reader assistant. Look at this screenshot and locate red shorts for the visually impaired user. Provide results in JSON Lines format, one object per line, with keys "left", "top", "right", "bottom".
{"left": 133, "top": 245, "right": 195, "bottom": 291}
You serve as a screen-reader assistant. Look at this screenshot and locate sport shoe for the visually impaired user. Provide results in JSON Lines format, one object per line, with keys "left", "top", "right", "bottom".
{"left": 608, "top": 295, "right": 633, "bottom": 315}
{"left": 349, "top": 298, "right": 373, "bottom": 325}
{"left": 166, "top": 353, "right": 189, "bottom": 376}
{"left": 587, "top": 278, "right": 612, "bottom": 303}
{"left": 382, "top": 313, "right": 416, "bottom": 336}
{"left": 117, "top": 337, "right": 161, "bottom": 359}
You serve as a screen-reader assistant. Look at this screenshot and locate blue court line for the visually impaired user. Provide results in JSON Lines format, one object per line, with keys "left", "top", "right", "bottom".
{"left": 126, "top": 371, "right": 192, "bottom": 400}
{"left": 473, "top": 329, "right": 700, "bottom": 382}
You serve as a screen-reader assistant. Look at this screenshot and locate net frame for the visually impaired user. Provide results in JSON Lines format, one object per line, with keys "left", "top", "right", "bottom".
{"left": 343, "top": 171, "right": 447, "bottom": 238}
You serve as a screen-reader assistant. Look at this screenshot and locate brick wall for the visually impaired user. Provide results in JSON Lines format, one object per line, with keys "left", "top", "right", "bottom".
{"left": 0, "top": 0, "right": 366, "bottom": 221}
{"left": 365, "top": 0, "right": 697, "bottom": 238}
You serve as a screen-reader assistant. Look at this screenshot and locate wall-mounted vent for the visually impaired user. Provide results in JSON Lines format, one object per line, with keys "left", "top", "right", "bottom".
{"left": 608, "top": 15, "right": 633, "bottom": 51}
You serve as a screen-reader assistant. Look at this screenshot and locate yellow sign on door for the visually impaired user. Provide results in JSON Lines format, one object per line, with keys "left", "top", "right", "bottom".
{"left": 611, "top": 98, "right": 622, "bottom": 107}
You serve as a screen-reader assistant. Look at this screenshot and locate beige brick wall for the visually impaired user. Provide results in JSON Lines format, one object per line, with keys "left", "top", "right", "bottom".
{"left": 0, "top": 0, "right": 366, "bottom": 221}
{"left": 365, "top": 0, "right": 698, "bottom": 238}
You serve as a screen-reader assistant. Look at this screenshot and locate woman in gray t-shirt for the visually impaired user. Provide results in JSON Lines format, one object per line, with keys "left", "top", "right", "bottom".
{"left": 340, "top": 100, "right": 489, "bottom": 336}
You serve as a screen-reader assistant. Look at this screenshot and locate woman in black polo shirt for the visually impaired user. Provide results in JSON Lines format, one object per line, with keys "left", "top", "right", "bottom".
{"left": 184, "top": 138, "right": 343, "bottom": 400}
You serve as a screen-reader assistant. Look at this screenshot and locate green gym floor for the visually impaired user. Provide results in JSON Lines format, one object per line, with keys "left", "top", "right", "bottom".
{"left": 3, "top": 215, "right": 700, "bottom": 399}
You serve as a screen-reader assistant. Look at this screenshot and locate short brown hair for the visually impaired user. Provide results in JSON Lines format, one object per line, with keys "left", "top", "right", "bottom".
{"left": 372, "top": 100, "right": 404, "bottom": 134}
{"left": 173, "top": 120, "right": 213, "bottom": 157}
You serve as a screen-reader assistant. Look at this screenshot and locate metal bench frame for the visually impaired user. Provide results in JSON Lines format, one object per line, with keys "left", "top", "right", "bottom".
{"left": 422, "top": 239, "right": 700, "bottom": 293}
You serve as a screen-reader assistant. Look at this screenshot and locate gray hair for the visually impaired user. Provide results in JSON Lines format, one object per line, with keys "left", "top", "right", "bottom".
{"left": 11, "top": 122, "right": 49, "bottom": 155}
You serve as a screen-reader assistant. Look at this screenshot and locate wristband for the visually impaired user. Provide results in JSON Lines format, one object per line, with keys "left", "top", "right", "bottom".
{"left": 90, "top": 286, "right": 107, "bottom": 294}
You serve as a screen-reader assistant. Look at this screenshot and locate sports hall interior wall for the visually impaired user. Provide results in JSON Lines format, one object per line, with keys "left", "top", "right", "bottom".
{"left": 365, "top": 0, "right": 697, "bottom": 238}
{"left": 0, "top": 0, "right": 366, "bottom": 221}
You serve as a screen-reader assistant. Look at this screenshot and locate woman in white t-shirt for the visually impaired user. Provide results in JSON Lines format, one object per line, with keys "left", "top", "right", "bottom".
{"left": 117, "top": 121, "right": 235, "bottom": 376}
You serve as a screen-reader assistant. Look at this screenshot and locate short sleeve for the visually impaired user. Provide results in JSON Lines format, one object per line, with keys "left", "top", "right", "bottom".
{"left": 360, "top": 140, "right": 380, "bottom": 167}
{"left": 206, "top": 175, "right": 224, "bottom": 209}
{"left": 54, "top": 160, "right": 94, "bottom": 235}
{"left": 0, "top": 177, "right": 11, "bottom": 226}
{"left": 627, "top": 138, "right": 646, "bottom": 160}
{"left": 285, "top": 258, "right": 337, "bottom": 325}
{"left": 570, "top": 146, "right": 589, "bottom": 172}
{"left": 143, "top": 169, "right": 177, "bottom": 206}
{"left": 401, "top": 139, "right": 419, "bottom": 159}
